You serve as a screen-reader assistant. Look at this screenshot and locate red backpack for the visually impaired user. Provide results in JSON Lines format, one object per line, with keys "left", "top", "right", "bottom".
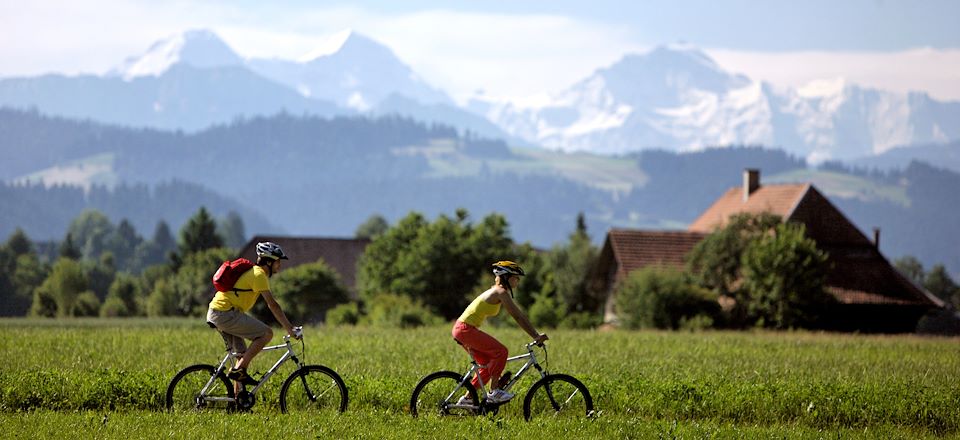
{"left": 212, "top": 258, "right": 255, "bottom": 292}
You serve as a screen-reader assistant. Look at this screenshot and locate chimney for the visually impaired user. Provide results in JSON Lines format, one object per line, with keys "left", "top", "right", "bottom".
{"left": 873, "top": 227, "right": 880, "bottom": 249}
{"left": 743, "top": 169, "right": 760, "bottom": 201}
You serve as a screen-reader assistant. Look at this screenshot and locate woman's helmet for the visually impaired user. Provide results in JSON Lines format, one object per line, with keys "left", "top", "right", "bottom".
{"left": 492, "top": 261, "right": 524, "bottom": 277}
{"left": 256, "top": 241, "right": 289, "bottom": 261}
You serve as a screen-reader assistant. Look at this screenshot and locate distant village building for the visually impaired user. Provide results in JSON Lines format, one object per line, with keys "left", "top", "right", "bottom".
{"left": 594, "top": 169, "right": 944, "bottom": 332}
{"left": 237, "top": 235, "right": 370, "bottom": 298}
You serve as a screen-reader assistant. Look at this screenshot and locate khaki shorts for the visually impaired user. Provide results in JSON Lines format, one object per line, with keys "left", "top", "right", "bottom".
{"left": 206, "top": 308, "right": 271, "bottom": 354}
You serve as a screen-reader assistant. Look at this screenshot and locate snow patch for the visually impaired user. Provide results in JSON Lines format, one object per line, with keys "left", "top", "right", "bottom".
{"left": 298, "top": 29, "right": 353, "bottom": 62}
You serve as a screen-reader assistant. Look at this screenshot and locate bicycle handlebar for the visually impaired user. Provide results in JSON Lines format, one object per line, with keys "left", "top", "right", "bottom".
{"left": 283, "top": 326, "right": 303, "bottom": 342}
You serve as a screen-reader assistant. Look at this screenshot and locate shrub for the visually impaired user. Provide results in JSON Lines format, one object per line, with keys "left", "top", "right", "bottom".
{"left": 362, "top": 293, "right": 443, "bottom": 328}
{"left": 560, "top": 311, "right": 602, "bottom": 329}
{"left": 326, "top": 302, "right": 361, "bottom": 326}
{"left": 99, "top": 296, "right": 129, "bottom": 317}
{"left": 615, "top": 267, "right": 720, "bottom": 330}
{"left": 528, "top": 293, "right": 564, "bottom": 328}
{"left": 74, "top": 291, "right": 101, "bottom": 317}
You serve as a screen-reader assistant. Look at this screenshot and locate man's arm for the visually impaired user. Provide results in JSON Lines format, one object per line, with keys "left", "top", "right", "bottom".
{"left": 260, "top": 290, "right": 299, "bottom": 339}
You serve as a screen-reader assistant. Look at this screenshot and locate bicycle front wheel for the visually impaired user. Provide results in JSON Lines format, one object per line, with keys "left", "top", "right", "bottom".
{"left": 165, "top": 364, "right": 235, "bottom": 412}
{"left": 279, "top": 365, "right": 348, "bottom": 414}
{"left": 522, "top": 373, "right": 594, "bottom": 421}
{"left": 409, "top": 371, "right": 479, "bottom": 418}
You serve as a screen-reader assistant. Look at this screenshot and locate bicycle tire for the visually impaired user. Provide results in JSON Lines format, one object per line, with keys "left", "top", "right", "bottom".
{"left": 409, "top": 370, "right": 479, "bottom": 418}
{"left": 278, "top": 365, "right": 348, "bottom": 413}
{"left": 522, "top": 373, "right": 594, "bottom": 421}
{"left": 165, "top": 364, "right": 235, "bottom": 412}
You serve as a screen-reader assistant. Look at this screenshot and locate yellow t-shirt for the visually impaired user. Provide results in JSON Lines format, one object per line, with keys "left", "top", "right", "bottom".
{"left": 209, "top": 265, "right": 270, "bottom": 312}
{"left": 458, "top": 293, "right": 501, "bottom": 328}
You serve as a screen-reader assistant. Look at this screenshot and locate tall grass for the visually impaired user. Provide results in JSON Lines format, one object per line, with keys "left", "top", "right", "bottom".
{"left": 1, "top": 318, "right": 958, "bottom": 435}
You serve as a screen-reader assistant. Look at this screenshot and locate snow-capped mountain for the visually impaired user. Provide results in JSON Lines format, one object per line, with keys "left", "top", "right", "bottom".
{"left": 248, "top": 30, "right": 451, "bottom": 111}
{"left": 108, "top": 29, "right": 244, "bottom": 80}
{"left": 0, "top": 28, "right": 512, "bottom": 138}
{"left": 478, "top": 45, "right": 960, "bottom": 161}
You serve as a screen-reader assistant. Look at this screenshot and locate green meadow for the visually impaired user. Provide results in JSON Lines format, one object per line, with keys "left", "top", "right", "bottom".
{"left": 1, "top": 319, "right": 958, "bottom": 439}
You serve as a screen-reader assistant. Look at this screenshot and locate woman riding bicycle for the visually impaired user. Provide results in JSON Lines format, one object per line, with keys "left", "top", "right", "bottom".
{"left": 206, "top": 241, "right": 301, "bottom": 389}
{"left": 452, "top": 261, "right": 548, "bottom": 404}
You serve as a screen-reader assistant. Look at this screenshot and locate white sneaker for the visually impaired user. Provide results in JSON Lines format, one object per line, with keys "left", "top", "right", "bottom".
{"left": 456, "top": 395, "right": 474, "bottom": 406}
{"left": 485, "top": 389, "right": 515, "bottom": 404}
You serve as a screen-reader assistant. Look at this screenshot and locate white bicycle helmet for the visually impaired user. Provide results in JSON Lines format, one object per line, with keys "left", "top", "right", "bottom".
{"left": 256, "top": 241, "right": 289, "bottom": 260}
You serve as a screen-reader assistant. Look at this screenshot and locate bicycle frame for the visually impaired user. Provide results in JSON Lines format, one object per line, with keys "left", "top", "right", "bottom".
{"left": 199, "top": 335, "right": 303, "bottom": 403}
{"left": 449, "top": 342, "right": 546, "bottom": 409}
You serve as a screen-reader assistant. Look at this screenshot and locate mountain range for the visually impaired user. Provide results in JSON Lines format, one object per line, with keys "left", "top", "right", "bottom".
{"left": 476, "top": 44, "right": 960, "bottom": 162}
{"left": 0, "top": 29, "right": 957, "bottom": 163}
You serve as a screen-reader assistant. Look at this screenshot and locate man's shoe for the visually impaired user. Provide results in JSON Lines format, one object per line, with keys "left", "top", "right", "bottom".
{"left": 227, "top": 368, "right": 259, "bottom": 386}
{"left": 485, "top": 389, "right": 514, "bottom": 404}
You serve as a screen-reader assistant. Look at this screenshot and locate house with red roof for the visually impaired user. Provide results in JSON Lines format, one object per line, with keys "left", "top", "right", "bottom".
{"left": 595, "top": 169, "right": 944, "bottom": 332}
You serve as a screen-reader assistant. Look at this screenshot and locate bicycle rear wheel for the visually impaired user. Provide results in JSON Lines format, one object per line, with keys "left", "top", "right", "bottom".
{"left": 522, "top": 373, "right": 594, "bottom": 421}
{"left": 165, "top": 364, "right": 235, "bottom": 412}
{"left": 279, "top": 365, "right": 348, "bottom": 413}
{"left": 409, "top": 371, "right": 479, "bottom": 418}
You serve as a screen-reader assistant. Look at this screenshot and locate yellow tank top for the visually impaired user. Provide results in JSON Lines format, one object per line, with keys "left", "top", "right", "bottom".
{"left": 458, "top": 292, "right": 501, "bottom": 327}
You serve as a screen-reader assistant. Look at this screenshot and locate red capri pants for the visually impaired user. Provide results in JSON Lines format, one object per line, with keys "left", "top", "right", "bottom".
{"left": 452, "top": 320, "right": 508, "bottom": 390}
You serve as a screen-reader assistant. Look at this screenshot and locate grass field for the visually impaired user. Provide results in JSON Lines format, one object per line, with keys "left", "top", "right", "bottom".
{"left": 1, "top": 318, "right": 958, "bottom": 439}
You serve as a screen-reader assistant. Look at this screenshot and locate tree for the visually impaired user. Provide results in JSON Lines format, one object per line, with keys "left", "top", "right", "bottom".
{"left": 357, "top": 209, "right": 515, "bottom": 319}
{"left": 171, "top": 247, "right": 235, "bottom": 316}
{"left": 68, "top": 209, "right": 115, "bottom": 260}
{"left": 5, "top": 228, "right": 33, "bottom": 256}
{"left": 740, "top": 223, "right": 831, "bottom": 329}
{"left": 687, "top": 212, "right": 782, "bottom": 298}
{"left": 59, "top": 232, "right": 82, "bottom": 260}
{"left": 101, "top": 273, "right": 142, "bottom": 317}
{"left": 12, "top": 254, "right": 49, "bottom": 313}
{"left": 218, "top": 211, "right": 246, "bottom": 249}
{"left": 132, "top": 221, "right": 177, "bottom": 271}
{"left": 355, "top": 214, "right": 389, "bottom": 239}
{"left": 539, "top": 212, "right": 601, "bottom": 315}
{"left": 35, "top": 258, "right": 89, "bottom": 317}
{"left": 83, "top": 252, "right": 117, "bottom": 300}
{"left": 924, "top": 265, "right": 960, "bottom": 309}
{"left": 894, "top": 256, "right": 925, "bottom": 285}
{"left": 178, "top": 207, "right": 223, "bottom": 257}
{"left": 106, "top": 219, "right": 142, "bottom": 271}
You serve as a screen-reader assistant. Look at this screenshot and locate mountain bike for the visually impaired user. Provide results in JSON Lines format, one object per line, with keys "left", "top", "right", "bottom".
{"left": 165, "top": 326, "right": 348, "bottom": 413}
{"left": 409, "top": 341, "right": 594, "bottom": 421}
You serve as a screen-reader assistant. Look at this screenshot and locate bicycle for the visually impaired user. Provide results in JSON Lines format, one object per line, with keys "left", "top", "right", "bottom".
{"left": 409, "top": 340, "right": 594, "bottom": 421}
{"left": 165, "top": 325, "right": 348, "bottom": 413}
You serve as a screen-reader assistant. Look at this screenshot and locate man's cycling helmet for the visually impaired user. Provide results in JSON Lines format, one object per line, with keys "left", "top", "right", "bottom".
{"left": 492, "top": 261, "right": 524, "bottom": 277}
{"left": 256, "top": 241, "right": 289, "bottom": 260}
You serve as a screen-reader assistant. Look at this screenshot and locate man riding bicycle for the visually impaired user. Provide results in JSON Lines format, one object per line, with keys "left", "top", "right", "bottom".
{"left": 206, "top": 241, "right": 301, "bottom": 391}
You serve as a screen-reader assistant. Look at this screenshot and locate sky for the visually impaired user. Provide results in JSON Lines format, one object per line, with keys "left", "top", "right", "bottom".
{"left": 2, "top": 0, "right": 959, "bottom": 103}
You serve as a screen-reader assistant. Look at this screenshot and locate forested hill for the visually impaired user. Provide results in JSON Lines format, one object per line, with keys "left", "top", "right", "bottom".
{"left": 2, "top": 108, "right": 958, "bottom": 275}
{"left": 0, "top": 180, "right": 276, "bottom": 243}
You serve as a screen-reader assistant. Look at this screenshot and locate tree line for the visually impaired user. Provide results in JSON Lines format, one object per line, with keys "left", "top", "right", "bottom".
{"left": 3, "top": 207, "right": 957, "bottom": 333}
